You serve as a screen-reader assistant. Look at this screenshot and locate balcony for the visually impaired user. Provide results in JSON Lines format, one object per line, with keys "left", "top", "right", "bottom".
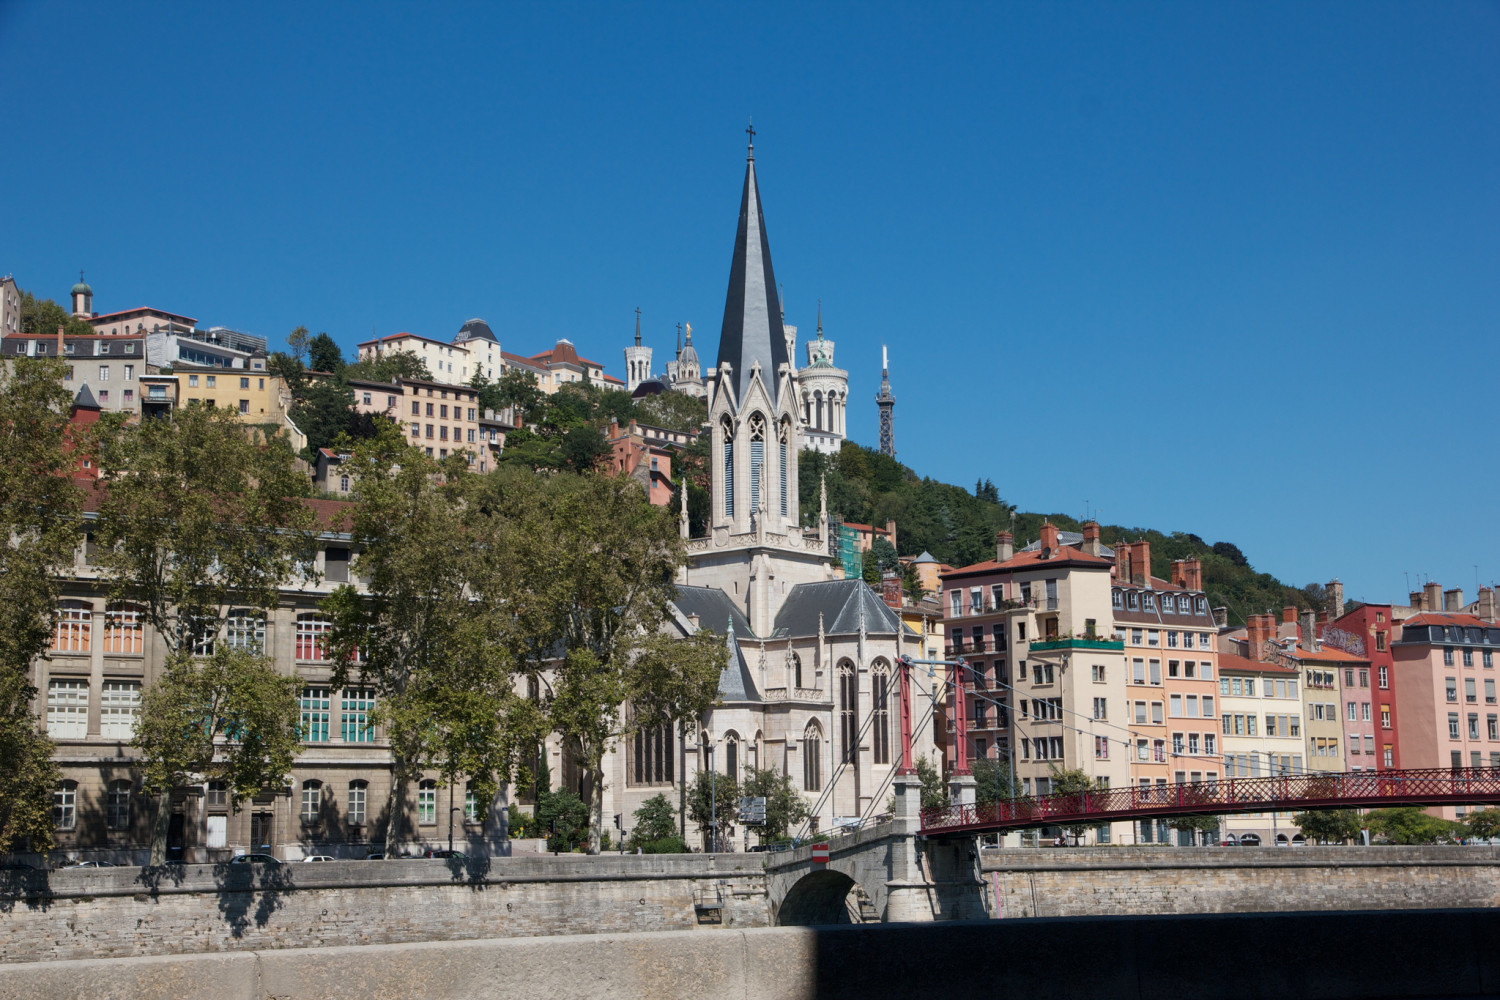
{"left": 1029, "top": 636, "right": 1124, "bottom": 653}
{"left": 761, "top": 686, "right": 825, "bottom": 702}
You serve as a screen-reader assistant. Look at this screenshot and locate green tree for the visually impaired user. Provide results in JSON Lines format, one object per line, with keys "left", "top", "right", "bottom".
{"left": 468, "top": 370, "right": 504, "bottom": 415}
{"left": 496, "top": 369, "right": 546, "bottom": 424}
{"left": 18, "top": 289, "right": 94, "bottom": 338}
{"left": 861, "top": 555, "right": 882, "bottom": 588}
{"left": 1047, "top": 766, "right": 1108, "bottom": 842}
{"left": 88, "top": 403, "right": 316, "bottom": 862}
{"left": 900, "top": 561, "right": 928, "bottom": 603}
{"left": 286, "top": 325, "right": 311, "bottom": 366}
{"left": 1464, "top": 807, "right": 1500, "bottom": 842}
{"left": 306, "top": 332, "right": 345, "bottom": 375}
{"left": 322, "top": 433, "right": 538, "bottom": 858}
{"left": 636, "top": 391, "right": 707, "bottom": 434}
{"left": 740, "top": 766, "right": 811, "bottom": 843}
{"left": 1293, "top": 809, "right": 1364, "bottom": 844}
{"left": 291, "top": 377, "right": 359, "bottom": 458}
{"left": 687, "top": 768, "right": 738, "bottom": 851}
{"left": 1366, "top": 807, "right": 1465, "bottom": 845}
{"left": 974, "top": 756, "right": 1020, "bottom": 807}
{"left": 343, "top": 350, "right": 431, "bottom": 384}
{"left": 915, "top": 753, "right": 948, "bottom": 811}
{"left": 535, "top": 786, "right": 591, "bottom": 852}
{"left": 1164, "top": 814, "right": 1221, "bottom": 845}
{"left": 0, "top": 357, "right": 83, "bottom": 850}
{"left": 628, "top": 793, "right": 686, "bottom": 852}
{"left": 501, "top": 472, "right": 721, "bottom": 854}
{"left": 868, "top": 537, "right": 899, "bottom": 572}
{"left": 133, "top": 647, "right": 302, "bottom": 843}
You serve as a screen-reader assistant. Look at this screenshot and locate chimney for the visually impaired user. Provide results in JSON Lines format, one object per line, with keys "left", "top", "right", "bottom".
{"left": 1212, "top": 606, "right": 1229, "bottom": 628}
{"left": 56, "top": 323, "right": 65, "bottom": 355}
{"left": 1171, "top": 560, "right": 1187, "bottom": 589}
{"left": 1183, "top": 558, "right": 1202, "bottom": 591}
{"left": 1424, "top": 581, "right": 1442, "bottom": 612}
{"left": 880, "top": 570, "right": 902, "bottom": 609}
{"left": 1038, "top": 522, "right": 1059, "bottom": 558}
{"left": 1410, "top": 590, "right": 1425, "bottom": 611}
{"left": 1301, "top": 610, "right": 1318, "bottom": 652}
{"left": 1282, "top": 605, "right": 1298, "bottom": 625}
{"left": 1130, "top": 540, "right": 1151, "bottom": 586}
{"left": 885, "top": 519, "right": 898, "bottom": 555}
{"left": 1081, "top": 521, "right": 1102, "bottom": 556}
{"left": 1477, "top": 587, "right": 1497, "bottom": 622}
{"left": 996, "top": 531, "right": 1013, "bottom": 563}
{"left": 1326, "top": 579, "right": 1345, "bottom": 621}
{"left": 1443, "top": 588, "right": 1463, "bottom": 612}
{"left": 1246, "top": 614, "right": 1270, "bottom": 662}
{"left": 686, "top": 613, "right": 700, "bottom": 630}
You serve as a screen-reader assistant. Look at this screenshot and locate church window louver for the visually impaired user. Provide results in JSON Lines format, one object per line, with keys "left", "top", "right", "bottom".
{"left": 721, "top": 416, "right": 735, "bottom": 517}
{"left": 748, "top": 414, "right": 765, "bottom": 513}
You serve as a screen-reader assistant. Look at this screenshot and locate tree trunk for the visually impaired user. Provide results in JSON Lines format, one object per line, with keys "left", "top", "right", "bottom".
{"left": 383, "top": 774, "right": 405, "bottom": 859}
{"left": 587, "top": 764, "right": 604, "bottom": 855}
{"left": 148, "top": 790, "right": 171, "bottom": 866}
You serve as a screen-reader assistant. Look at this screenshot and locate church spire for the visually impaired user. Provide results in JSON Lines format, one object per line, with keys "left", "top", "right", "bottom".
{"left": 634, "top": 307, "right": 641, "bottom": 347}
{"left": 877, "top": 345, "right": 896, "bottom": 458}
{"left": 714, "top": 128, "right": 788, "bottom": 406}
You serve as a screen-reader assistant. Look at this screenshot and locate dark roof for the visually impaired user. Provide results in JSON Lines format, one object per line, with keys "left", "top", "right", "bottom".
{"left": 772, "top": 579, "right": 907, "bottom": 638}
{"left": 72, "top": 383, "right": 100, "bottom": 410}
{"left": 671, "top": 585, "right": 755, "bottom": 639}
{"left": 719, "top": 625, "right": 761, "bottom": 703}
{"left": 456, "top": 318, "right": 498, "bottom": 344}
{"left": 714, "top": 151, "right": 788, "bottom": 406}
{"left": 631, "top": 378, "right": 668, "bottom": 398}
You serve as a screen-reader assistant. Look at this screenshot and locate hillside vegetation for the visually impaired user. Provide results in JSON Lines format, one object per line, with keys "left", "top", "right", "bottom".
{"left": 799, "top": 443, "right": 1322, "bottom": 628}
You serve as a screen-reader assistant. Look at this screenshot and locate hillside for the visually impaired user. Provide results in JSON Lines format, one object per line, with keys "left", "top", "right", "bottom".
{"left": 798, "top": 443, "right": 1323, "bottom": 628}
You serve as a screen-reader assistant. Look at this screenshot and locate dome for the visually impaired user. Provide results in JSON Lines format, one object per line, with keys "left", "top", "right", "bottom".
{"left": 678, "top": 343, "right": 700, "bottom": 368}
{"left": 72, "top": 282, "right": 92, "bottom": 296}
{"left": 456, "top": 318, "right": 498, "bottom": 344}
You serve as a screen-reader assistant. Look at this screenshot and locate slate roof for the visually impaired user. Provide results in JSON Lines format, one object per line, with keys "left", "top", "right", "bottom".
{"left": 714, "top": 148, "right": 788, "bottom": 406}
{"left": 719, "top": 623, "right": 761, "bottom": 703}
{"left": 671, "top": 585, "right": 755, "bottom": 639}
{"left": 771, "top": 579, "right": 910, "bottom": 638}
{"left": 72, "top": 383, "right": 100, "bottom": 410}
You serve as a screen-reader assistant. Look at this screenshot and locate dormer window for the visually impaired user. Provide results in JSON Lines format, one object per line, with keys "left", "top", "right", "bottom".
{"left": 1127, "top": 592, "right": 1139, "bottom": 610}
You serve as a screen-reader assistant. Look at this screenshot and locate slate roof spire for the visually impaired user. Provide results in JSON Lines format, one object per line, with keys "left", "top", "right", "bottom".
{"left": 715, "top": 127, "right": 789, "bottom": 406}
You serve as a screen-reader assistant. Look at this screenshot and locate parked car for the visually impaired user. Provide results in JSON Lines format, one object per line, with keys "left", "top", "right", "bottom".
{"left": 364, "top": 852, "right": 386, "bottom": 860}
{"left": 228, "top": 853, "right": 282, "bottom": 866}
{"left": 422, "top": 849, "right": 468, "bottom": 860}
{"left": 62, "top": 861, "right": 119, "bottom": 868}
{"left": 300, "top": 855, "right": 336, "bottom": 863}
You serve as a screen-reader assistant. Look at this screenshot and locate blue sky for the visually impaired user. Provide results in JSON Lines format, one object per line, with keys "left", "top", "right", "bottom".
{"left": 4, "top": 1, "right": 1497, "bottom": 604}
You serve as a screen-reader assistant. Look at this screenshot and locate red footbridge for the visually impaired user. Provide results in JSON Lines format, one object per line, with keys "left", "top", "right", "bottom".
{"left": 920, "top": 766, "right": 1500, "bottom": 835}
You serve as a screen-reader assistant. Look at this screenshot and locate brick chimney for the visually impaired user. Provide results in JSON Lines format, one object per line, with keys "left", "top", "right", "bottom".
{"left": 885, "top": 519, "right": 898, "bottom": 555}
{"left": 1444, "top": 588, "right": 1464, "bottom": 612}
{"left": 1129, "top": 540, "right": 1151, "bottom": 585}
{"left": 1171, "top": 560, "right": 1187, "bottom": 589}
{"left": 1301, "top": 610, "right": 1318, "bottom": 652}
{"left": 1410, "top": 590, "right": 1425, "bottom": 611}
{"left": 1246, "top": 614, "right": 1271, "bottom": 662}
{"left": 1282, "top": 605, "right": 1298, "bottom": 625}
{"left": 56, "top": 323, "right": 65, "bottom": 356}
{"left": 880, "top": 570, "right": 902, "bottom": 609}
{"left": 1081, "top": 521, "right": 1102, "bottom": 557}
{"left": 1038, "top": 522, "right": 1059, "bottom": 559}
{"left": 1326, "top": 579, "right": 1345, "bottom": 621}
{"left": 1477, "top": 587, "right": 1497, "bottom": 622}
{"left": 995, "top": 531, "right": 1013, "bottom": 563}
{"left": 1424, "top": 581, "right": 1442, "bottom": 612}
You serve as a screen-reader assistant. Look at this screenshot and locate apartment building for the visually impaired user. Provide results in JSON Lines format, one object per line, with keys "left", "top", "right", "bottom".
{"left": 939, "top": 522, "right": 1130, "bottom": 845}
{"left": 2, "top": 331, "right": 147, "bottom": 414}
{"left": 1216, "top": 652, "right": 1305, "bottom": 844}
{"left": 1329, "top": 593, "right": 1403, "bottom": 770}
{"left": 1109, "top": 541, "right": 1222, "bottom": 844}
{"left": 357, "top": 332, "right": 472, "bottom": 385}
{"left": 398, "top": 378, "right": 484, "bottom": 464}
{"left": 1391, "top": 604, "right": 1500, "bottom": 821}
{"left": 38, "top": 499, "right": 509, "bottom": 864}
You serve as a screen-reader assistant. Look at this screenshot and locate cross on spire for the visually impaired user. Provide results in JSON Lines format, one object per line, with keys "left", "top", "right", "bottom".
{"left": 634, "top": 306, "right": 642, "bottom": 346}
{"left": 746, "top": 120, "right": 755, "bottom": 159}
{"left": 79, "top": 269, "right": 85, "bottom": 283}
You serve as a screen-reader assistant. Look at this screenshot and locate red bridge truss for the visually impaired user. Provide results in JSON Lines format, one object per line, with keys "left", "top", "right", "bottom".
{"left": 919, "top": 766, "right": 1500, "bottom": 835}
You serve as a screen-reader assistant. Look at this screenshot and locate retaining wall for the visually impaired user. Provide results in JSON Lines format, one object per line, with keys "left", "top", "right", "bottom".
{"left": 1, "top": 909, "right": 1496, "bottom": 1000}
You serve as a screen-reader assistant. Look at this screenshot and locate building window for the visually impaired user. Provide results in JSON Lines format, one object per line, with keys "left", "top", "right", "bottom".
{"left": 300, "top": 687, "right": 331, "bottom": 742}
{"left": 54, "top": 781, "right": 78, "bottom": 830}
{"left": 296, "top": 613, "right": 332, "bottom": 661}
{"left": 342, "top": 689, "right": 376, "bottom": 742}
{"left": 418, "top": 780, "right": 437, "bottom": 824}
{"left": 53, "top": 600, "right": 92, "bottom": 652}
{"left": 47, "top": 679, "right": 89, "bottom": 738}
{"left": 100, "top": 680, "right": 141, "bottom": 739}
{"left": 102, "top": 603, "right": 144, "bottom": 654}
{"left": 1449, "top": 713, "right": 1461, "bottom": 740}
{"left": 838, "top": 662, "right": 858, "bottom": 763}
{"left": 207, "top": 781, "right": 229, "bottom": 808}
{"left": 1379, "top": 665, "right": 1389, "bottom": 689}
{"left": 239, "top": 399, "right": 249, "bottom": 415}
{"left": 106, "top": 780, "right": 132, "bottom": 830}
{"left": 1445, "top": 648, "right": 1455, "bottom": 666}
{"left": 872, "top": 663, "right": 891, "bottom": 765}
{"left": 465, "top": 783, "right": 484, "bottom": 823}
{"left": 301, "top": 780, "right": 323, "bottom": 822}
{"left": 1447, "top": 677, "right": 1458, "bottom": 702}
{"left": 630, "top": 716, "right": 674, "bottom": 786}
{"left": 225, "top": 610, "right": 265, "bottom": 652}
{"left": 803, "top": 725, "right": 823, "bottom": 792}
{"left": 347, "top": 780, "right": 368, "bottom": 826}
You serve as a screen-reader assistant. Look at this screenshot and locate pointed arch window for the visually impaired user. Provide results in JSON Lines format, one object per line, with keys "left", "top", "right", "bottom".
{"left": 721, "top": 416, "right": 735, "bottom": 517}
{"left": 838, "top": 660, "right": 859, "bottom": 764}
{"left": 872, "top": 660, "right": 892, "bottom": 765}
{"left": 748, "top": 414, "right": 765, "bottom": 513}
{"left": 803, "top": 722, "right": 823, "bottom": 792}
{"left": 778, "top": 418, "right": 790, "bottom": 517}
{"left": 724, "top": 730, "right": 740, "bottom": 784}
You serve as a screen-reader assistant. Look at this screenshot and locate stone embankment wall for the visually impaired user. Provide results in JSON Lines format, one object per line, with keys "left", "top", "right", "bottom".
{"left": 979, "top": 844, "right": 1500, "bottom": 918}
{"left": 0, "top": 854, "right": 767, "bottom": 965}
{"left": 1, "top": 909, "right": 1497, "bottom": 1000}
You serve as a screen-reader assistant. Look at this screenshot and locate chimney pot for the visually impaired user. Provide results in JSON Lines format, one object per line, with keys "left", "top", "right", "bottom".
{"left": 996, "top": 531, "right": 1013, "bottom": 563}
{"left": 1477, "top": 587, "right": 1497, "bottom": 623}
{"left": 1424, "top": 581, "right": 1442, "bottom": 612}
{"left": 1443, "top": 588, "right": 1463, "bottom": 613}
{"left": 1326, "top": 579, "right": 1345, "bottom": 621}
{"left": 1301, "top": 610, "right": 1318, "bottom": 651}
{"left": 1282, "top": 605, "right": 1298, "bottom": 624}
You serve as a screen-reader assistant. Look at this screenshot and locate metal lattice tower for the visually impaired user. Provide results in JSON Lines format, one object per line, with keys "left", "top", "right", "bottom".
{"left": 876, "top": 345, "right": 896, "bottom": 457}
